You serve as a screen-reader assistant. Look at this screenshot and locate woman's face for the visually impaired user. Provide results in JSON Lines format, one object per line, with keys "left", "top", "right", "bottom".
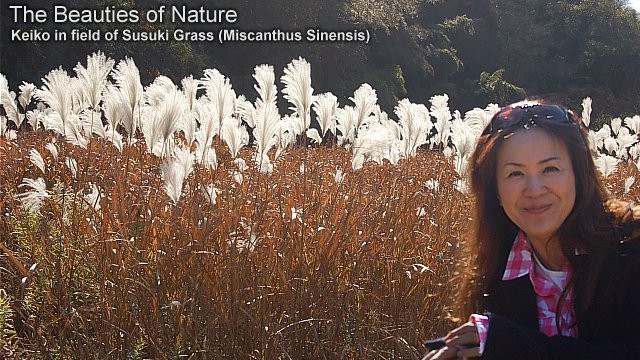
{"left": 496, "top": 128, "right": 576, "bottom": 246}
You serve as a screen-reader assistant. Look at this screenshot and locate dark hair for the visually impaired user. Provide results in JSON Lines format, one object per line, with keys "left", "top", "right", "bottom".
{"left": 456, "top": 101, "right": 620, "bottom": 324}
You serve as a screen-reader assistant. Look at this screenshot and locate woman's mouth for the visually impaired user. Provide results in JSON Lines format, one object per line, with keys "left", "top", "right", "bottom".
{"left": 523, "top": 204, "right": 552, "bottom": 214}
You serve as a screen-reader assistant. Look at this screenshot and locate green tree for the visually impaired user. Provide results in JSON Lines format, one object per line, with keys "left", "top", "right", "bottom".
{"left": 344, "top": 0, "right": 475, "bottom": 107}
{"left": 492, "top": 0, "right": 640, "bottom": 114}
{"left": 475, "top": 69, "right": 527, "bottom": 104}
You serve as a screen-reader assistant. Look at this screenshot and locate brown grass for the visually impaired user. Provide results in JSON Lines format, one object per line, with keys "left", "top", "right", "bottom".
{"left": 1, "top": 132, "right": 638, "bottom": 359}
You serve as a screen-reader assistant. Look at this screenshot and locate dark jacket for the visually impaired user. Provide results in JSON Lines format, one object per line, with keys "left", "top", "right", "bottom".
{"left": 482, "top": 237, "right": 640, "bottom": 359}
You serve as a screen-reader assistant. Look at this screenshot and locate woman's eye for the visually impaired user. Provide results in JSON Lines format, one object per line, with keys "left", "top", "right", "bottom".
{"left": 543, "top": 166, "right": 560, "bottom": 173}
{"left": 507, "top": 171, "right": 523, "bottom": 178}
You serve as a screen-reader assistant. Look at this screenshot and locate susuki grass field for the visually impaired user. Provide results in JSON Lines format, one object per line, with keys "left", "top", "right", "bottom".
{"left": 0, "top": 134, "right": 470, "bottom": 358}
{"left": 1, "top": 52, "right": 640, "bottom": 358}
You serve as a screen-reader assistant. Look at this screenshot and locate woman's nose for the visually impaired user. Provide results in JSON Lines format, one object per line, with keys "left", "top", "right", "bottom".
{"left": 524, "top": 175, "right": 547, "bottom": 196}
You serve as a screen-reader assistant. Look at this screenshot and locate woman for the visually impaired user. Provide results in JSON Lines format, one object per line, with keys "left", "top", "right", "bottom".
{"left": 424, "top": 101, "right": 640, "bottom": 359}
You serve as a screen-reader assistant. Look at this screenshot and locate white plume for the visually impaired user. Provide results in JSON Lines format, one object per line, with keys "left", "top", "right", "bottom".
{"left": 34, "top": 68, "right": 74, "bottom": 131}
{"left": 281, "top": 58, "right": 314, "bottom": 132}
{"left": 593, "top": 154, "right": 619, "bottom": 179}
{"left": 236, "top": 95, "right": 256, "bottom": 128}
{"left": 624, "top": 115, "right": 640, "bottom": 134}
{"left": 112, "top": 57, "right": 143, "bottom": 139}
{"left": 581, "top": 97, "right": 592, "bottom": 128}
{"left": 18, "top": 82, "right": 36, "bottom": 111}
{"left": 85, "top": 183, "right": 103, "bottom": 212}
{"left": 45, "top": 141, "right": 58, "bottom": 161}
{"left": 336, "top": 105, "right": 358, "bottom": 146}
{"left": 313, "top": 92, "right": 338, "bottom": 138}
{"left": 200, "top": 68, "right": 237, "bottom": 138}
{"left": 306, "top": 128, "right": 322, "bottom": 144}
{"left": 350, "top": 83, "right": 377, "bottom": 138}
{"left": 79, "top": 110, "right": 106, "bottom": 138}
{"left": 161, "top": 147, "right": 195, "bottom": 205}
{"left": 463, "top": 104, "right": 498, "bottom": 136}
{"left": 616, "top": 127, "right": 637, "bottom": 159}
{"left": 181, "top": 75, "right": 199, "bottom": 111}
{"left": 17, "top": 177, "right": 50, "bottom": 214}
{"left": 73, "top": 51, "right": 114, "bottom": 111}
{"left": 395, "top": 99, "right": 431, "bottom": 158}
{"left": 221, "top": 117, "right": 249, "bottom": 158}
{"left": 1, "top": 74, "right": 20, "bottom": 128}
{"left": 65, "top": 157, "right": 78, "bottom": 178}
{"left": 29, "top": 149, "right": 46, "bottom": 173}
{"left": 103, "top": 84, "right": 126, "bottom": 134}
{"left": 351, "top": 120, "right": 398, "bottom": 170}
{"left": 203, "top": 184, "right": 220, "bottom": 205}
{"left": 624, "top": 176, "right": 635, "bottom": 194}
{"left": 611, "top": 118, "right": 622, "bottom": 136}
{"left": 429, "top": 94, "right": 452, "bottom": 149}
{"left": 254, "top": 64, "right": 278, "bottom": 107}
{"left": 275, "top": 115, "right": 297, "bottom": 159}
{"left": 253, "top": 101, "right": 280, "bottom": 167}
{"left": 144, "top": 88, "right": 188, "bottom": 158}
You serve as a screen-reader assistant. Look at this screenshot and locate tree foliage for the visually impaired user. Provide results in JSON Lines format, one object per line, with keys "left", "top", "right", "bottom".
{"left": 491, "top": 0, "right": 640, "bottom": 115}
{"left": 1, "top": 0, "right": 639, "bottom": 117}
{"left": 476, "top": 69, "right": 527, "bottom": 105}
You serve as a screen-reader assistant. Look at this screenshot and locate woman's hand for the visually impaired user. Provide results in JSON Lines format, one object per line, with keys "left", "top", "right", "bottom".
{"left": 422, "top": 344, "right": 458, "bottom": 360}
{"left": 422, "top": 321, "right": 482, "bottom": 359}
{"left": 444, "top": 321, "right": 482, "bottom": 358}
{"left": 421, "top": 344, "right": 459, "bottom": 360}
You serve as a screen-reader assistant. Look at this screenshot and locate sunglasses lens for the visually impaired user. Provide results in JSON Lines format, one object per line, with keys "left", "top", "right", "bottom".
{"left": 491, "top": 104, "right": 569, "bottom": 134}
{"left": 529, "top": 105, "right": 567, "bottom": 120}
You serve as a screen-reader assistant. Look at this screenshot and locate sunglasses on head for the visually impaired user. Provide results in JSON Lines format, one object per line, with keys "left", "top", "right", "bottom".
{"left": 489, "top": 103, "right": 572, "bottom": 135}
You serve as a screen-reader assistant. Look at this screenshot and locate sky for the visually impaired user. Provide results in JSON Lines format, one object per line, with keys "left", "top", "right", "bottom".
{"left": 629, "top": 0, "right": 640, "bottom": 12}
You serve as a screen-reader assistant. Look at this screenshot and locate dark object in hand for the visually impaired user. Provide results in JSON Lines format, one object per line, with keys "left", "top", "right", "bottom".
{"left": 423, "top": 337, "right": 446, "bottom": 351}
